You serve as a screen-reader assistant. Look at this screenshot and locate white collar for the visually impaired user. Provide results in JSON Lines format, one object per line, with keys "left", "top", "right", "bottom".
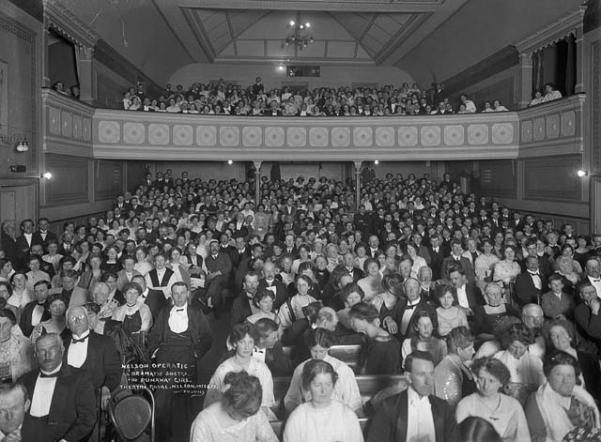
{"left": 407, "top": 386, "right": 429, "bottom": 405}
{"left": 40, "top": 362, "right": 62, "bottom": 377}
{"left": 73, "top": 330, "right": 90, "bottom": 340}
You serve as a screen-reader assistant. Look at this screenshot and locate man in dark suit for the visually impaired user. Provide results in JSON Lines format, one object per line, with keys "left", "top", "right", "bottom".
{"left": 441, "top": 239, "right": 475, "bottom": 283}
{"left": 148, "top": 282, "right": 213, "bottom": 441}
{"left": 231, "top": 271, "right": 261, "bottom": 325}
{"left": 234, "top": 242, "right": 263, "bottom": 291}
{"left": 333, "top": 252, "right": 365, "bottom": 283}
{"left": 20, "top": 333, "right": 96, "bottom": 442}
{"left": 449, "top": 267, "right": 484, "bottom": 316}
{"left": 31, "top": 217, "right": 57, "bottom": 253}
{"left": 390, "top": 278, "right": 436, "bottom": 340}
{"left": 205, "top": 239, "right": 233, "bottom": 310}
{"left": 145, "top": 253, "right": 180, "bottom": 300}
{"left": 367, "top": 351, "right": 458, "bottom": 442}
{"left": 258, "top": 261, "right": 289, "bottom": 308}
{"left": 15, "top": 219, "right": 36, "bottom": 269}
{"left": 218, "top": 233, "right": 238, "bottom": 268}
{"left": 367, "top": 235, "right": 382, "bottom": 259}
{"left": 64, "top": 305, "right": 122, "bottom": 400}
{"left": 132, "top": 274, "right": 167, "bottom": 322}
{"left": 427, "top": 234, "right": 445, "bottom": 281}
{"left": 514, "top": 255, "right": 545, "bottom": 306}
{"left": 0, "top": 220, "right": 18, "bottom": 265}
{"left": 19, "top": 280, "right": 51, "bottom": 337}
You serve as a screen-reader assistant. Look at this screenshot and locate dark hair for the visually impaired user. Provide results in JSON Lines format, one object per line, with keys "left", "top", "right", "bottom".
{"left": 230, "top": 322, "right": 257, "bottom": 344}
{"left": 304, "top": 327, "right": 336, "bottom": 350}
{"left": 101, "top": 272, "right": 118, "bottom": 282}
{"left": 363, "top": 257, "right": 379, "bottom": 273}
{"left": 471, "top": 357, "right": 510, "bottom": 386}
{"left": 47, "top": 293, "right": 67, "bottom": 308}
{"left": 459, "top": 416, "right": 501, "bottom": 442}
{"left": 348, "top": 302, "right": 379, "bottom": 323}
{"left": 254, "top": 318, "right": 278, "bottom": 338}
{"left": 381, "top": 273, "right": 404, "bottom": 297}
{"left": 500, "top": 323, "right": 534, "bottom": 349}
{"left": 301, "top": 359, "right": 338, "bottom": 392}
{"left": 33, "top": 280, "right": 51, "bottom": 290}
{"left": 404, "top": 350, "right": 434, "bottom": 372}
{"left": 0, "top": 308, "right": 17, "bottom": 325}
{"left": 447, "top": 326, "right": 474, "bottom": 353}
{"left": 252, "top": 289, "right": 275, "bottom": 308}
{"left": 0, "top": 281, "right": 13, "bottom": 296}
{"left": 221, "top": 371, "right": 262, "bottom": 418}
{"left": 121, "top": 282, "right": 142, "bottom": 296}
{"left": 340, "top": 283, "right": 364, "bottom": 304}
{"left": 543, "top": 350, "right": 582, "bottom": 379}
{"left": 545, "top": 318, "right": 579, "bottom": 348}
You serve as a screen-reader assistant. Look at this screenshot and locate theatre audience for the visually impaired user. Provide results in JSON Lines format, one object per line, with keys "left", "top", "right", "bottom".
{"left": 0, "top": 168, "right": 600, "bottom": 440}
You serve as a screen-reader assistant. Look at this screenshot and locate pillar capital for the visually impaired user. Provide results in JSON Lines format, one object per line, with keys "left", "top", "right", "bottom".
{"left": 253, "top": 160, "right": 262, "bottom": 171}
{"left": 353, "top": 160, "right": 362, "bottom": 172}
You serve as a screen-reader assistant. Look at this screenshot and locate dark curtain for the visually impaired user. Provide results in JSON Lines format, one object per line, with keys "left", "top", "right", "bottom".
{"left": 532, "top": 35, "right": 576, "bottom": 97}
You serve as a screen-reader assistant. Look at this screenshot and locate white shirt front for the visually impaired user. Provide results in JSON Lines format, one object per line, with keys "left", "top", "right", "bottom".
{"left": 587, "top": 275, "right": 601, "bottom": 298}
{"left": 528, "top": 271, "right": 542, "bottom": 290}
{"left": 24, "top": 232, "right": 33, "bottom": 246}
{"left": 168, "top": 305, "right": 189, "bottom": 333}
{"left": 67, "top": 330, "right": 90, "bottom": 368}
{"left": 456, "top": 285, "right": 469, "bottom": 309}
{"left": 401, "top": 300, "right": 420, "bottom": 335}
{"left": 406, "top": 386, "right": 436, "bottom": 442}
{"left": 30, "top": 364, "right": 62, "bottom": 417}
{"left": 31, "top": 304, "right": 45, "bottom": 327}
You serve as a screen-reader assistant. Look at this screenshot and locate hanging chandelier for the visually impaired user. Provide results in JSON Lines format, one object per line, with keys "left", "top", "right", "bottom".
{"left": 283, "top": 16, "right": 314, "bottom": 50}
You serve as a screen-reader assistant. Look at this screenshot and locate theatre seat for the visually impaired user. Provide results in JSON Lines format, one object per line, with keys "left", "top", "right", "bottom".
{"left": 328, "top": 344, "right": 362, "bottom": 372}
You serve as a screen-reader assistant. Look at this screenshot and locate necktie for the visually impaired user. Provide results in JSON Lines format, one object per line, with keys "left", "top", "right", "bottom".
{"left": 39, "top": 371, "right": 59, "bottom": 378}
{"left": 176, "top": 308, "right": 184, "bottom": 312}
{"left": 406, "top": 303, "right": 418, "bottom": 311}
{"left": 593, "top": 279, "right": 601, "bottom": 283}
{"left": 71, "top": 336, "right": 88, "bottom": 344}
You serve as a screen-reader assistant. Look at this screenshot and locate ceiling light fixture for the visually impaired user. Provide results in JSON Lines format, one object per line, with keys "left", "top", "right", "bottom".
{"left": 15, "top": 138, "right": 29, "bottom": 153}
{"left": 283, "top": 14, "right": 314, "bottom": 50}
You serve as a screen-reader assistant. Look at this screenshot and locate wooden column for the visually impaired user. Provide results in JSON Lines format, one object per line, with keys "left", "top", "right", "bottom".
{"left": 518, "top": 52, "right": 533, "bottom": 109}
{"left": 74, "top": 45, "right": 94, "bottom": 104}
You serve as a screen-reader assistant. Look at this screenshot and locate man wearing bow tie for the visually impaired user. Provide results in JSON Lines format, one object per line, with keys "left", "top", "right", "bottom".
{"left": 514, "top": 256, "right": 546, "bottom": 306}
{"left": 585, "top": 258, "right": 601, "bottom": 299}
{"left": 64, "top": 306, "right": 122, "bottom": 414}
{"left": 19, "top": 280, "right": 51, "bottom": 338}
{"left": 258, "top": 261, "right": 288, "bottom": 308}
{"left": 148, "top": 282, "right": 213, "bottom": 441}
{"left": 390, "top": 278, "right": 436, "bottom": 339}
{"left": 19, "top": 333, "right": 96, "bottom": 442}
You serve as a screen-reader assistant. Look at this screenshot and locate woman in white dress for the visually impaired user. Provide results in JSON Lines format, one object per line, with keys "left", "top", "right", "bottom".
{"left": 190, "top": 371, "right": 278, "bottom": 442}
{"left": 283, "top": 358, "right": 364, "bottom": 442}
{"left": 205, "top": 323, "right": 276, "bottom": 418}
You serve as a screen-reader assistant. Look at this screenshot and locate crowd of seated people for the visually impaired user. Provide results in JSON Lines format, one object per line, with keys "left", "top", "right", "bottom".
{"left": 529, "top": 83, "right": 564, "bottom": 107}
{"left": 52, "top": 80, "right": 80, "bottom": 100}
{"left": 1, "top": 168, "right": 601, "bottom": 441}
{"left": 121, "top": 77, "right": 511, "bottom": 116}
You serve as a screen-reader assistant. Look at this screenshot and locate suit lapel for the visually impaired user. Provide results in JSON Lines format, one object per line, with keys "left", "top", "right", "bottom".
{"left": 397, "top": 391, "right": 409, "bottom": 442}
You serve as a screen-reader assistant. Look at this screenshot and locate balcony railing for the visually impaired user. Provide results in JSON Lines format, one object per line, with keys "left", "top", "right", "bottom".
{"left": 42, "top": 90, "right": 585, "bottom": 162}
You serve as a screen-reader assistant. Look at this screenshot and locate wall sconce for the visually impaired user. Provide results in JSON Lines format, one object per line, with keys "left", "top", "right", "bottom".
{"left": 577, "top": 169, "right": 587, "bottom": 178}
{"left": 15, "top": 138, "right": 29, "bottom": 152}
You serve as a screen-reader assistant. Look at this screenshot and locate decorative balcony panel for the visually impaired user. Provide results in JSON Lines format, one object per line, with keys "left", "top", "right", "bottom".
{"left": 92, "top": 109, "right": 521, "bottom": 162}
{"left": 518, "top": 95, "right": 585, "bottom": 158}
{"left": 42, "top": 89, "right": 94, "bottom": 157}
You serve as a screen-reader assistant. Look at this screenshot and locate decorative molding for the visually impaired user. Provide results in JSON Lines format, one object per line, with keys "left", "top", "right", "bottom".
{"left": 515, "top": 6, "right": 586, "bottom": 55}
{"left": 43, "top": 89, "right": 94, "bottom": 157}
{"left": 92, "top": 111, "right": 521, "bottom": 161}
{"left": 43, "top": 0, "right": 99, "bottom": 48}
{"left": 518, "top": 94, "right": 585, "bottom": 158}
